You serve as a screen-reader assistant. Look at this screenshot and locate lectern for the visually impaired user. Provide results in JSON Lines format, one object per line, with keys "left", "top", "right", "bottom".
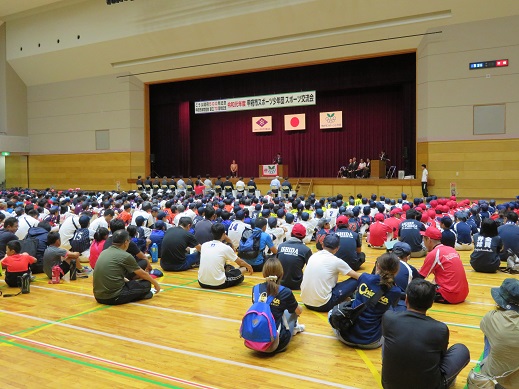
{"left": 371, "top": 160, "right": 386, "bottom": 178}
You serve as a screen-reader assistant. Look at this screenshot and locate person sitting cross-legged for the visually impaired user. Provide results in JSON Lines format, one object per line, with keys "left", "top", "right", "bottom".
{"left": 382, "top": 278, "right": 470, "bottom": 389}
{"left": 93, "top": 229, "right": 160, "bottom": 305}
{"left": 198, "top": 223, "right": 253, "bottom": 289}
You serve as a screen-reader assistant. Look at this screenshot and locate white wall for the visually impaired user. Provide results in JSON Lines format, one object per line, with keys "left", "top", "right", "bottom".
{"left": 417, "top": 15, "right": 519, "bottom": 142}
{"left": 0, "top": 155, "right": 5, "bottom": 185}
{"left": 27, "top": 74, "right": 144, "bottom": 154}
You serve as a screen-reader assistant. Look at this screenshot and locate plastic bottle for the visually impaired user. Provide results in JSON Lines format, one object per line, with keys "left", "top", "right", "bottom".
{"left": 20, "top": 273, "right": 30, "bottom": 294}
{"left": 150, "top": 243, "right": 158, "bottom": 263}
{"left": 49, "top": 265, "right": 63, "bottom": 284}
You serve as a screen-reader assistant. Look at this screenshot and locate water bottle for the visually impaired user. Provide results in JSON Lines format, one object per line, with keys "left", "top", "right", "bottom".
{"left": 20, "top": 273, "right": 30, "bottom": 294}
{"left": 49, "top": 265, "right": 63, "bottom": 284}
{"left": 150, "top": 243, "right": 159, "bottom": 263}
{"left": 70, "top": 260, "right": 77, "bottom": 281}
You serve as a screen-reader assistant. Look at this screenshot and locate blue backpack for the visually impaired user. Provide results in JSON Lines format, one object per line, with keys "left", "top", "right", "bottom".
{"left": 237, "top": 228, "right": 262, "bottom": 260}
{"left": 240, "top": 284, "right": 285, "bottom": 352}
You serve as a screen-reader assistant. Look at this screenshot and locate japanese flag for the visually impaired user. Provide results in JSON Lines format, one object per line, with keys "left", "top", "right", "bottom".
{"left": 284, "top": 113, "right": 305, "bottom": 131}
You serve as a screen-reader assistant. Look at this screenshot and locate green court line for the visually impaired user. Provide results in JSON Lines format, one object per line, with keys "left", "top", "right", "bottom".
{"left": 429, "top": 309, "right": 484, "bottom": 319}
{"left": 1, "top": 304, "right": 112, "bottom": 340}
{"left": 0, "top": 337, "right": 183, "bottom": 389}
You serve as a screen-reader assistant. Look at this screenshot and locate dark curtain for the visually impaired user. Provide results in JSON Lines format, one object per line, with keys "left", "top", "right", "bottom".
{"left": 150, "top": 53, "right": 416, "bottom": 178}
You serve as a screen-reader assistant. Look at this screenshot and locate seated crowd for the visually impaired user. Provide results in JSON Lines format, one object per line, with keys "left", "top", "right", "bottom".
{"left": 1, "top": 183, "right": 518, "bottom": 388}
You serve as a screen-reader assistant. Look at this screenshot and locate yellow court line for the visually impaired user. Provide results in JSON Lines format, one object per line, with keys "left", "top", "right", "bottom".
{"left": 309, "top": 308, "right": 383, "bottom": 389}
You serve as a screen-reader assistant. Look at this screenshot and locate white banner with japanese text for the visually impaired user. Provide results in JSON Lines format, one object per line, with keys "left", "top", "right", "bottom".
{"left": 194, "top": 91, "right": 316, "bottom": 114}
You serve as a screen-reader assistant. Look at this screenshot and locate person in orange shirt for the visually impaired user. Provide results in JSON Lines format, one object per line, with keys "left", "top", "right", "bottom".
{"left": 1, "top": 240, "right": 36, "bottom": 287}
{"left": 117, "top": 203, "right": 132, "bottom": 226}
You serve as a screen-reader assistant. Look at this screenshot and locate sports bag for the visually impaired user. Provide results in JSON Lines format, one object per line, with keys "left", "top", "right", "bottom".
{"left": 70, "top": 227, "right": 91, "bottom": 253}
{"left": 499, "top": 249, "right": 519, "bottom": 274}
{"left": 240, "top": 284, "right": 285, "bottom": 352}
{"left": 237, "top": 228, "right": 262, "bottom": 260}
{"left": 329, "top": 288, "right": 385, "bottom": 332}
{"left": 467, "top": 364, "right": 519, "bottom": 389}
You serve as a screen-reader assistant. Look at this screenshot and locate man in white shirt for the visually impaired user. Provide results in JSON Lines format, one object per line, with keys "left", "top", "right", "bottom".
{"left": 301, "top": 234, "right": 360, "bottom": 312}
{"left": 59, "top": 213, "right": 81, "bottom": 249}
{"left": 235, "top": 177, "right": 246, "bottom": 195}
{"left": 421, "top": 164, "right": 429, "bottom": 197}
{"left": 198, "top": 223, "right": 253, "bottom": 289}
{"left": 227, "top": 210, "right": 248, "bottom": 248}
{"left": 270, "top": 176, "right": 281, "bottom": 196}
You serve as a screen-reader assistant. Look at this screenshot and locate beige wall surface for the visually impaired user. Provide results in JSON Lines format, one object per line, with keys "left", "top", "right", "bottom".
{"left": 417, "top": 15, "right": 519, "bottom": 142}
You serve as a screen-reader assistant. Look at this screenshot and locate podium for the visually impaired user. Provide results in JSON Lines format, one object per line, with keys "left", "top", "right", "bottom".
{"left": 371, "top": 160, "right": 386, "bottom": 178}
{"left": 259, "top": 165, "right": 288, "bottom": 178}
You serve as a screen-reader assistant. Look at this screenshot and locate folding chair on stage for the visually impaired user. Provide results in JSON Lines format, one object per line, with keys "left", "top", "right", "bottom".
{"left": 386, "top": 165, "right": 396, "bottom": 179}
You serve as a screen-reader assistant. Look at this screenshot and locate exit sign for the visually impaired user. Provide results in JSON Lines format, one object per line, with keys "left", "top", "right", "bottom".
{"left": 469, "top": 59, "right": 508, "bottom": 69}
{"left": 1, "top": 151, "right": 10, "bottom": 156}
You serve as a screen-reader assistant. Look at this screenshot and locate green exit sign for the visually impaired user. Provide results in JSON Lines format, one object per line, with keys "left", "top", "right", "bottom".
{"left": 1, "top": 151, "right": 10, "bottom": 156}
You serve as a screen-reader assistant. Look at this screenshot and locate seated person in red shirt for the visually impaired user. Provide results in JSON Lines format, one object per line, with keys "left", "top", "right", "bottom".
{"left": 1, "top": 240, "right": 36, "bottom": 287}
{"left": 419, "top": 226, "right": 469, "bottom": 304}
{"left": 367, "top": 213, "right": 393, "bottom": 249}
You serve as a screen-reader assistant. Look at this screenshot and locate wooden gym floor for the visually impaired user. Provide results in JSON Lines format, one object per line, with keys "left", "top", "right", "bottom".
{"left": 0, "top": 244, "right": 505, "bottom": 389}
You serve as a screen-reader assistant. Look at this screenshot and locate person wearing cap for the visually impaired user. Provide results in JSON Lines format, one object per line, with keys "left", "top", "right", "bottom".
{"left": 367, "top": 213, "right": 393, "bottom": 249}
{"left": 266, "top": 217, "right": 287, "bottom": 249}
{"left": 385, "top": 208, "right": 402, "bottom": 239}
{"left": 497, "top": 211, "right": 519, "bottom": 261}
{"left": 382, "top": 278, "right": 470, "bottom": 389}
{"left": 276, "top": 223, "right": 312, "bottom": 290}
{"left": 419, "top": 226, "right": 469, "bottom": 304}
{"left": 453, "top": 212, "right": 474, "bottom": 251}
{"left": 335, "top": 215, "right": 365, "bottom": 271}
{"left": 398, "top": 209, "right": 427, "bottom": 257}
{"left": 315, "top": 217, "right": 332, "bottom": 251}
{"left": 385, "top": 241, "right": 420, "bottom": 311}
{"left": 94, "top": 229, "right": 160, "bottom": 305}
{"left": 301, "top": 234, "right": 360, "bottom": 312}
{"left": 470, "top": 218, "right": 503, "bottom": 273}
{"left": 475, "top": 278, "right": 519, "bottom": 386}
{"left": 198, "top": 223, "right": 253, "bottom": 289}
{"left": 241, "top": 217, "right": 278, "bottom": 272}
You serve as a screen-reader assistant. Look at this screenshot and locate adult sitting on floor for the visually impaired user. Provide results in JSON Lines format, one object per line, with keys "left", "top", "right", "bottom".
{"left": 472, "top": 278, "right": 519, "bottom": 388}
{"left": 160, "top": 216, "right": 201, "bottom": 271}
{"left": 277, "top": 223, "right": 312, "bottom": 290}
{"left": 198, "top": 223, "right": 253, "bottom": 289}
{"left": 382, "top": 278, "right": 470, "bottom": 388}
{"left": 419, "top": 226, "right": 469, "bottom": 304}
{"left": 103, "top": 219, "right": 150, "bottom": 271}
{"left": 301, "top": 234, "right": 360, "bottom": 312}
{"left": 93, "top": 230, "right": 160, "bottom": 305}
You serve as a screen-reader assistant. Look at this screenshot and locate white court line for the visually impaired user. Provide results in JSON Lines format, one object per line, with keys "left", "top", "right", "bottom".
{"left": 0, "top": 331, "right": 218, "bottom": 389}
{"left": 0, "top": 309, "right": 359, "bottom": 389}
{"left": 29, "top": 285, "right": 338, "bottom": 339}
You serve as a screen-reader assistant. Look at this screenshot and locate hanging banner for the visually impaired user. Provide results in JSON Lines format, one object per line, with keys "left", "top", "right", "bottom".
{"left": 262, "top": 164, "right": 278, "bottom": 176}
{"left": 320, "top": 111, "right": 343, "bottom": 129}
{"left": 194, "top": 91, "right": 316, "bottom": 114}
{"left": 284, "top": 113, "right": 306, "bottom": 131}
{"left": 252, "top": 116, "right": 272, "bottom": 132}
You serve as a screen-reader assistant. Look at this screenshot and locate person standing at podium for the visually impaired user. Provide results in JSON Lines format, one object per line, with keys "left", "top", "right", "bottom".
{"left": 273, "top": 153, "right": 282, "bottom": 165}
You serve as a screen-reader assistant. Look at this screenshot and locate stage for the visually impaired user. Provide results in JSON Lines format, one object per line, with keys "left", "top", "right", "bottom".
{"left": 127, "top": 177, "right": 426, "bottom": 200}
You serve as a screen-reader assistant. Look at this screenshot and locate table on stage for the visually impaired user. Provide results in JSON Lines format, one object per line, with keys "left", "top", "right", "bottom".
{"left": 259, "top": 164, "right": 287, "bottom": 178}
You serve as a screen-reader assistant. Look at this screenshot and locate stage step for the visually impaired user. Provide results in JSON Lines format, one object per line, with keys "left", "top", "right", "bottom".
{"left": 295, "top": 178, "right": 313, "bottom": 197}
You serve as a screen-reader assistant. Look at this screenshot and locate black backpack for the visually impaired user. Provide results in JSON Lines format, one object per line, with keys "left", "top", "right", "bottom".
{"left": 237, "top": 228, "right": 262, "bottom": 260}
{"left": 70, "top": 227, "right": 91, "bottom": 253}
